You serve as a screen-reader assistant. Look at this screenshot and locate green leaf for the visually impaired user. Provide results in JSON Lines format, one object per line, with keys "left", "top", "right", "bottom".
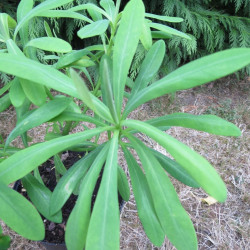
{"left": 0, "top": 94, "right": 11, "bottom": 112}
{"left": 145, "top": 113, "right": 241, "bottom": 136}
{"left": 70, "top": 68, "right": 94, "bottom": 109}
{"left": 22, "top": 174, "right": 62, "bottom": 223}
{"left": 0, "top": 182, "right": 44, "bottom": 240}
{"left": 117, "top": 165, "right": 130, "bottom": 202}
{"left": 0, "top": 14, "right": 17, "bottom": 41}
{"left": 65, "top": 143, "right": 109, "bottom": 250}
{"left": 77, "top": 20, "right": 109, "bottom": 39}
{"left": 100, "top": 0, "right": 116, "bottom": 21}
{"left": 149, "top": 22, "right": 190, "bottom": 40}
{"left": 146, "top": 13, "right": 183, "bottom": 23}
{"left": 37, "top": 10, "right": 92, "bottom": 23}
{"left": 140, "top": 19, "right": 152, "bottom": 50}
{"left": 122, "top": 120, "right": 227, "bottom": 202}
{"left": 9, "top": 78, "right": 26, "bottom": 107}
{"left": 51, "top": 111, "right": 106, "bottom": 127}
{"left": 151, "top": 31, "right": 172, "bottom": 39}
{"left": 0, "top": 80, "right": 12, "bottom": 96}
{"left": 25, "top": 37, "right": 72, "bottom": 53}
{"left": 54, "top": 154, "right": 67, "bottom": 175}
{"left": 44, "top": 21, "right": 53, "bottom": 37}
{"left": 70, "top": 4, "right": 111, "bottom": 21}
{"left": 85, "top": 131, "right": 119, "bottom": 250}
{"left": 50, "top": 145, "right": 105, "bottom": 216}
{"left": 113, "top": 0, "right": 145, "bottom": 115}
{"left": 0, "top": 54, "right": 79, "bottom": 98}
{"left": 55, "top": 49, "right": 90, "bottom": 69}
{"left": 124, "top": 48, "right": 250, "bottom": 118}
{"left": 100, "top": 55, "right": 118, "bottom": 123}
{"left": 14, "top": 0, "right": 75, "bottom": 39}
{"left": 0, "top": 126, "right": 113, "bottom": 185}
{"left": 7, "top": 96, "right": 71, "bottom": 147}
{"left": 122, "top": 146, "right": 165, "bottom": 246}
{"left": 128, "top": 136, "right": 197, "bottom": 250}
{"left": 0, "top": 233, "right": 11, "bottom": 250}
{"left": 70, "top": 68, "right": 114, "bottom": 123}
{"left": 149, "top": 148, "right": 200, "bottom": 188}
{"left": 130, "top": 40, "right": 165, "bottom": 98}
{"left": 20, "top": 79, "right": 47, "bottom": 106}
{"left": 17, "top": 0, "right": 33, "bottom": 45}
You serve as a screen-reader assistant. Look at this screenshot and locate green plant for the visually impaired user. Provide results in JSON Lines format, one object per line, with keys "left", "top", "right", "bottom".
{"left": 0, "top": 0, "right": 250, "bottom": 250}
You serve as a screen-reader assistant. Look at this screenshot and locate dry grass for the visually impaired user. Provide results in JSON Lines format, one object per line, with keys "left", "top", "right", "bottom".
{"left": 1, "top": 77, "right": 249, "bottom": 249}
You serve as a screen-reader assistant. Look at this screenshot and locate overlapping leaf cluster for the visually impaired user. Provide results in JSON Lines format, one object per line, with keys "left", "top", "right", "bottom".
{"left": 0, "top": 0, "right": 250, "bottom": 250}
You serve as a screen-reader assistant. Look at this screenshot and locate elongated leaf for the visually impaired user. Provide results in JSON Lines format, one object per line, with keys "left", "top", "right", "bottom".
{"left": 0, "top": 54, "right": 79, "bottom": 98}
{"left": 70, "top": 4, "right": 111, "bottom": 21}
{"left": 130, "top": 40, "right": 165, "bottom": 98}
{"left": 25, "top": 37, "right": 72, "bottom": 53}
{"left": 122, "top": 120, "right": 227, "bottom": 202}
{"left": 128, "top": 136, "right": 197, "bottom": 250}
{"left": 22, "top": 174, "right": 62, "bottom": 223}
{"left": 100, "top": 55, "right": 118, "bottom": 123}
{"left": 0, "top": 80, "right": 12, "bottom": 96}
{"left": 20, "top": 78, "right": 47, "bottom": 106}
{"left": 113, "top": 0, "right": 145, "bottom": 115}
{"left": 85, "top": 131, "right": 119, "bottom": 250}
{"left": 6, "top": 97, "right": 71, "bottom": 147}
{"left": 149, "top": 149, "right": 200, "bottom": 188}
{"left": 14, "top": 0, "right": 74, "bottom": 39}
{"left": 50, "top": 145, "right": 104, "bottom": 215}
{"left": 55, "top": 49, "right": 90, "bottom": 69}
{"left": 9, "top": 78, "right": 26, "bottom": 107}
{"left": 44, "top": 20, "right": 53, "bottom": 37}
{"left": 149, "top": 22, "right": 190, "bottom": 40}
{"left": 145, "top": 113, "right": 241, "bottom": 136}
{"left": 70, "top": 68, "right": 95, "bottom": 109}
{"left": 123, "top": 48, "right": 250, "bottom": 117}
{"left": 151, "top": 31, "right": 172, "bottom": 39}
{"left": 140, "top": 19, "right": 152, "bottom": 50}
{"left": 37, "top": 10, "right": 92, "bottom": 23}
{"left": 51, "top": 111, "right": 106, "bottom": 127}
{"left": 0, "top": 183, "right": 44, "bottom": 240}
{"left": 0, "top": 94, "right": 11, "bottom": 112}
{"left": 100, "top": 0, "right": 116, "bottom": 21}
{"left": 77, "top": 20, "right": 109, "bottom": 39}
{"left": 117, "top": 165, "right": 130, "bottom": 202}
{"left": 0, "top": 126, "right": 113, "bottom": 185}
{"left": 54, "top": 154, "right": 67, "bottom": 175}
{"left": 0, "top": 232, "right": 11, "bottom": 250}
{"left": 17, "top": 0, "right": 33, "bottom": 45}
{"left": 122, "top": 146, "right": 165, "bottom": 246}
{"left": 65, "top": 143, "right": 109, "bottom": 250}
{"left": 146, "top": 13, "right": 183, "bottom": 23}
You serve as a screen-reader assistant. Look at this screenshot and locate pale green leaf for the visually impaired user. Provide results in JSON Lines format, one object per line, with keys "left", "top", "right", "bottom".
{"left": 25, "top": 37, "right": 72, "bottom": 53}
{"left": 77, "top": 20, "right": 109, "bottom": 39}
{"left": 6, "top": 97, "right": 71, "bottom": 147}
{"left": 117, "top": 165, "right": 130, "bottom": 202}
{"left": 123, "top": 48, "right": 250, "bottom": 117}
{"left": 85, "top": 131, "right": 119, "bottom": 250}
{"left": 113, "top": 0, "right": 145, "bottom": 115}
{"left": 122, "top": 119, "right": 227, "bottom": 202}
{"left": 0, "top": 126, "right": 113, "bottom": 184}
{"left": 65, "top": 143, "right": 109, "bottom": 250}
{"left": 146, "top": 13, "right": 183, "bottom": 23}
{"left": 128, "top": 136, "right": 197, "bottom": 250}
{"left": 0, "top": 183, "right": 44, "bottom": 240}
{"left": 123, "top": 146, "right": 165, "bottom": 246}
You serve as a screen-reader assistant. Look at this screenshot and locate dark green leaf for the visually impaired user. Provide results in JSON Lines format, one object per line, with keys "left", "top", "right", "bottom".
{"left": 117, "top": 165, "right": 130, "bottom": 202}
{"left": 0, "top": 94, "right": 11, "bottom": 112}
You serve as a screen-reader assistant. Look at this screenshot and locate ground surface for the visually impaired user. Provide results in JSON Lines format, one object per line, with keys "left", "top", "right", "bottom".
{"left": 0, "top": 76, "right": 249, "bottom": 249}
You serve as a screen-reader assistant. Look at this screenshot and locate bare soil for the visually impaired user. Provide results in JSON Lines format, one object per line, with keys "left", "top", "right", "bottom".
{"left": 1, "top": 76, "right": 249, "bottom": 249}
